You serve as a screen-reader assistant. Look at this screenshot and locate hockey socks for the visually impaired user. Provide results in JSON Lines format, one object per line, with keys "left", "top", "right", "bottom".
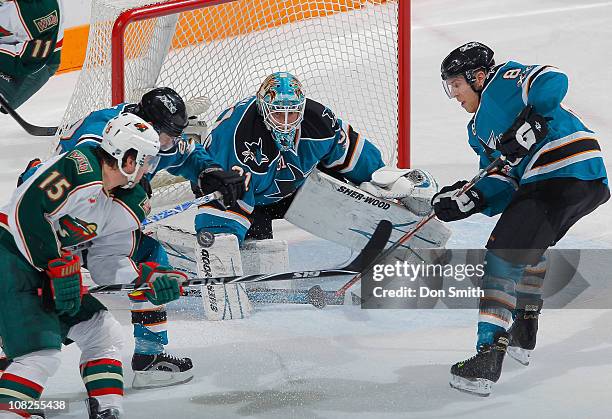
{"left": 477, "top": 251, "right": 525, "bottom": 348}
{"left": 80, "top": 359, "right": 124, "bottom": 413}
{"left": 129, "top": 302, "right": 168, "bottom": 356}
{"left": 0, "top": 350, "right": 60, "bottom": 418}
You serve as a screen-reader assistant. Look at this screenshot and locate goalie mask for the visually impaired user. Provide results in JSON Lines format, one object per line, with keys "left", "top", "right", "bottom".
{"left": 101, "top": 113, "right": 160, "bottom": 188}
{"left": 256, "top": 72, "right": 306, "bottom": 152}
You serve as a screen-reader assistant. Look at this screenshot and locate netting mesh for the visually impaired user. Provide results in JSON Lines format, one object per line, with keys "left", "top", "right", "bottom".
{"left": 56, "top": 0, "right": 401, "bottom": 208}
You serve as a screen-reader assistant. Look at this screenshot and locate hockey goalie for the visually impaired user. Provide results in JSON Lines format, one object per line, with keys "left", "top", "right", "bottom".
{"left": 158, "top": 71, "right": 450, "bottom": 315}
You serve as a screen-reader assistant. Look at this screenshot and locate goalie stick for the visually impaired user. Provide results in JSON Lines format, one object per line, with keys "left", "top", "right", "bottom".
{"left": 0, "top": 94, "right": 58, "bottom": 136}
{"left": 308, "top": 157, "right": 507, "bottom": 309}
{"left": 181, "top": 287, "right": 356, "bottom": 306}
{"left": 87, "top": 219, "right": 393, "bottom": 294}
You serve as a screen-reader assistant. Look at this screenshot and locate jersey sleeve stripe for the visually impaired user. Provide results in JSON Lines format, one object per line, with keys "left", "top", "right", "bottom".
{"left": 112, "top": 197, "right": 143, "bottom": 228}
{"left": 196, "top": 205, "right": 251, "bottom": 229}
{"left": 337, "top": 132, "right": 365, "bottom": 174}
{"left": 521, "top": 65, "right": 563, "bottom": 104}
{"left": 523, "top": 132, "right": 602, "bottom": 179}
{"left": 13, "top": 1, "right": 33, "bottom": 41}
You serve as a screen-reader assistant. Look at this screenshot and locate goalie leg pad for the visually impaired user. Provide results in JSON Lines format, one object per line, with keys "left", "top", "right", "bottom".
{"left": 155, "top": 225, "right": 243, "bottom": 278}
{"left": 202, "top": 283, "right": 253, "bottom": 321}
{"left": 285, "top": 170, "right": 451, "bottom": 252}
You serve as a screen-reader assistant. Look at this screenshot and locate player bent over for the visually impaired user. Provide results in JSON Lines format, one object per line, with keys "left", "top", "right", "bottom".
{"left": 196, "top": 71, "right": 435, "bottom": 244}
{"left": 0, "top": 114, "right": 185, "bottom": 418}
{"left": 433, "top": 42, "right": 609, "bottom": 395}
{"left": 29, "top": 87, "right": 245, "bottom": 386}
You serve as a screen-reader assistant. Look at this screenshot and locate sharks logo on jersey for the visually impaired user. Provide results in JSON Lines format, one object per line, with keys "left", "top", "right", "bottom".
{"left": 234, "top": 111, "right": 280, "bottom": 174}
{"left": 264, "top": 161, "right": 307, "bottom": 200}
{"left": 241, "top": 138, "right": 269, "bottom": 167}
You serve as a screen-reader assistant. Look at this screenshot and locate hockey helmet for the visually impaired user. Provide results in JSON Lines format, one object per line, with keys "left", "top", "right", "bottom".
{"left": 133, "top": 87, "right": 188, "bottom": 138}
{"left": 441, "top": 42, "right": 495, "bottom": 98}
{"left": 256, "top": 72, "right": 306, "bottom": 151}
{"left": 101, "top": 113, "right": 160, "bottom": 188}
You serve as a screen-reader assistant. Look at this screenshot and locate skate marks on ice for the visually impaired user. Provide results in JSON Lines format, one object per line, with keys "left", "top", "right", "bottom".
{"left": 182, "top": 310, "right": 612, "bottom": 419}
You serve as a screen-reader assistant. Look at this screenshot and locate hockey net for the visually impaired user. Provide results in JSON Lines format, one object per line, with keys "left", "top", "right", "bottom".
{"left": 55, "top": 0, "right": 409, "bottom": 209}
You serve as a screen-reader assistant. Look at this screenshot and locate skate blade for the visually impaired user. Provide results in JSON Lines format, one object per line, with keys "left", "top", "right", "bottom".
{"left": 507, "top": 346, "right": 531, "bottom": 366}
{"left": 449, "top": 374, "right": 493, "bottom": 397}
{"left": 132, "top": 370, "right": 194, "bottom": 389}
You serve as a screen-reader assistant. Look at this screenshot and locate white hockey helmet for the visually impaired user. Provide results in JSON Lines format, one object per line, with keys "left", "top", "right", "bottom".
{"left": 101, "top": 112, "right": 160, "bottom": 188}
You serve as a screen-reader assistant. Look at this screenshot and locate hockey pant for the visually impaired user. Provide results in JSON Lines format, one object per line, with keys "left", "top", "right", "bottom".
{"left": 0, "top": 62, "right": 58, "bottom": 111}
{"left": 477, "top": 178, "right": 609, "bottom": 347}
{"left": 245, "top": 194, "right": 295, "bottom": 240}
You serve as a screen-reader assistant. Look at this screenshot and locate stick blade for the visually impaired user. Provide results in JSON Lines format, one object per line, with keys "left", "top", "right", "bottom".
{"left": 344, "top": 220, "right": 393, "bottom": 272}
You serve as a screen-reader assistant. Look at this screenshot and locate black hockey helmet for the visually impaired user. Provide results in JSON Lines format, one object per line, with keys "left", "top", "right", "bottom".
{"left": 133, "top": 87, "right": 188, "bottom": 137}
{"left": 441, "top": 42, "right": 495, "bottom": 84}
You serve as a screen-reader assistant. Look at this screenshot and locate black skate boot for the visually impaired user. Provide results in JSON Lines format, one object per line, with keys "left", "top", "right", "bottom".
{"left": 131, "top": 352, "right": 193, "bottom": 389}
{"left": 507, "top": 308, "right": 540, "bottom": 366}
{"left": 449, "top": 332, "right": 510, "bottom": 396}
{"left": 87, "top": 397, "right": 121, "bottom": 419}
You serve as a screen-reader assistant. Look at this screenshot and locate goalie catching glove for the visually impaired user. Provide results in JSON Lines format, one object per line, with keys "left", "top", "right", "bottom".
{"left": 359, "top": 167, "right": 439, "bottom": 216}
{"left": 135, "top": 262, "right": 187, "bottom": 305}
{"left": 496, "top": 105, "right": 549, "bottom": 165}
{"left": 197, "top": 165, "right": 247, "bottom": 208}
{"left": 431, "top": 180, "right": 485, "bottom": 222}
{"left": 45, "top": 252, "right": 84, "bottom": 316}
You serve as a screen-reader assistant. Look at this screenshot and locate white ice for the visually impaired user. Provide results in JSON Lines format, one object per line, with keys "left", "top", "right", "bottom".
{"left": 1, "top": 0, "right": 612, "bottom": 418}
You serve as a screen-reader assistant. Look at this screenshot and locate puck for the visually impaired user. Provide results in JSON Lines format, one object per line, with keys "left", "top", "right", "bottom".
{"left": 197, "top": 230, "right": 215, "bottom": 248}
{"left": 307, "top": 285, "right": 327, "bottom": 309}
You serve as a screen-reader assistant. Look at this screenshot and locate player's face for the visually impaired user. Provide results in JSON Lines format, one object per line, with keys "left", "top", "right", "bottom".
{"left": 270, "top": 111, "right": 301, "bottom": 127}
{"left": 159, "top": 132, "right": 180, "bottom": 151}
{"left": 122, "top": 155, "right": 152, "bottom": 184}
{"left": 443, "top": 75, "right": 480, "bottom": 113}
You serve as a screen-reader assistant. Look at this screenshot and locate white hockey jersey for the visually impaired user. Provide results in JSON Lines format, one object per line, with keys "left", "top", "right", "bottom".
{"left": 0, "top": 146, "right": 150, "bottom": 284}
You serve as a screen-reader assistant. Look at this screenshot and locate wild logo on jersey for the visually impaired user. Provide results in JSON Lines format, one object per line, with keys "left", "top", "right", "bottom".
{"left": 66, "top": 150, "right": 93, "bottom": 175}
{"left": 0, "top": 26, "right": 11, "bottom": 37}
{"left": 57, "top": 215, "right": 98, "bottom": 247}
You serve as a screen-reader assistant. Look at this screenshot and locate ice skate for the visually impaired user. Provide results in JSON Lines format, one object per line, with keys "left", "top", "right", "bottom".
{"left": 131, "top": 352, "right": 194, "bottom": 389}
{"left": 449, "top": 332, "right": 510, "bottom": 396}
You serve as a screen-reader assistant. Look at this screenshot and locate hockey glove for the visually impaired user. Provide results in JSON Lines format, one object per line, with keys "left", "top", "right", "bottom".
{"left": 135, "top": 262, "right": 187, "bottom": 306}
{"left": 197, "top": 165, "right": 246, "bottom": 208}
{"left": 431, "top": 180, "right": 485, "bottom": 222}
{"left": 360, "top": 167, "right": 439, "bottom": 216}
{"left": 496, "top": 105, "right": 549, "bottom": 165}
{"left": 45, "top": 252, "right": 84, "bottom": 316}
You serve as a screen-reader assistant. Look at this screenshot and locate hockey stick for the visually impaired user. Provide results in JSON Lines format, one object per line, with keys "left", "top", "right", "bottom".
{"left": 182, "top": 286, "right": 352, "bottom": 306}
{"left": 88, "top": 220, "right": 393, "bottom": 294}
{"left": 309, "top": 156, "right": 508, "bottom": 308}
{"left": 141, "top": 191, "right": 223, "bottom": 227}
{"left": 0, "top": 94, "right": 58, "bottom": 136}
